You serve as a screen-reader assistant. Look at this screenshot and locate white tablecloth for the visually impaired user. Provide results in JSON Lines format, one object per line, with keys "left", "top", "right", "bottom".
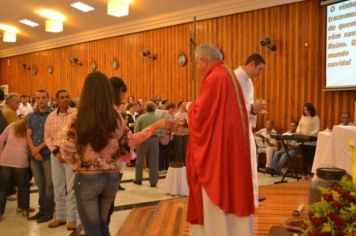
{"left": 164, "top": 167, "right": 189, "bottom": 196}
{"left": 312, "top": 126, "right": 356, "bottom": 176}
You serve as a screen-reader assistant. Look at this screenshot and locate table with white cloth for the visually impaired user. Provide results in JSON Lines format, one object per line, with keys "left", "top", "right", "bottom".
{"left": 312, "top": 126, "right": 356, "bottom": 177}
{"left": 164, "top": 166, "right": 189, "bottom": 196}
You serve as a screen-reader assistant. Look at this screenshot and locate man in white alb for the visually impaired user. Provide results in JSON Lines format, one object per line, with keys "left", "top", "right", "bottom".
{"left": 234, "top": 53, "right": 266, "bottom": 207}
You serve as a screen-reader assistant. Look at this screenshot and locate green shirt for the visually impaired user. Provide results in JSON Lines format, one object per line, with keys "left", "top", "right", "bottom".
{"left": 134, "top": 111, "right": 162, "bottom": 136}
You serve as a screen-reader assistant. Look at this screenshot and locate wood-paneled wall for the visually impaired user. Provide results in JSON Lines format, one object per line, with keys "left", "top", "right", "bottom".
{"left": 0, "top": 0, "right": 355, "bottom": 131}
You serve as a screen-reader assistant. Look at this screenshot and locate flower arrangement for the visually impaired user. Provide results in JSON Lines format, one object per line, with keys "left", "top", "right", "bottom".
{"left": 302, "top": 177, "right": 356, "bottom": 236}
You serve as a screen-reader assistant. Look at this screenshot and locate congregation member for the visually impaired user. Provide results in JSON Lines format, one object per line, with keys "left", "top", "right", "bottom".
{"left": 17, "top": 95, "right": 34, "bottom": 118}
{"left": 44, "top": 89, "right": 77, "bottom": 230}
{"left": 268, "top": 121, "right": 300, "bottom": 175}
{"left": 173, "top": 101, "right": 188, "bottom": 164}
{"left": 1, "top": 93, "right": 19, "bottom": 201}
{"left": 28, "top": 97, "right": 35, "bottom": 108}
{"left": 339, "top": 112, "right": 354, "bottom": 126}
{"left": 159, "top": 102, "right": 176, "bottom": 170}
{"left": 126, "top": 103, "right": 137, "bottom": 132}
{"left": 0, "top": 116, "right": 31, "bottom": 218}
{"left": 186, "top": 44, "right": 254, "bottom": 236}
{"left": 127, "top": 95, "right": 135, "bottom": 104}
{"left": 2, "top": 93, "right": 20, "bottom": 126}
{"left": 61, "top": 72, "right": 122, "bottom": 236}
{"left": 26, "top": 90, "right": 54, "bottom": 223}
{"left": 134, "top": 101, "right": 161, "bottom": 187}
{"left": 136, "top": 98, "right": 145, "bottom": 117}
{"left": 110, "top": 76, "right": 129, "bottom": 191}
{"left": 0, "top": 90, "right": 7, "bottom": 134}
{"left": 296, "top": 102, "right": 320, "bottom": 177}
{"left": 234, "top": 53, "right": 266, "bottom": 206}
{"left": 255, "top": 120, "right": 278, "bottom": 169}
{"left": 155, "top": 100, "right": 168, "bottom": 118}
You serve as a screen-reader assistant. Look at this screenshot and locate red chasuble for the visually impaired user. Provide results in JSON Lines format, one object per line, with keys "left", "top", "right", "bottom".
{"left": 186, "top": 60, "right": 254, "bottom": 224}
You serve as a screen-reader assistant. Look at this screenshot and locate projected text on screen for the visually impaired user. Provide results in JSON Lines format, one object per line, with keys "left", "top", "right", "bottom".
{"left": 326, "top": 0, "right": 356, "bottom": 89}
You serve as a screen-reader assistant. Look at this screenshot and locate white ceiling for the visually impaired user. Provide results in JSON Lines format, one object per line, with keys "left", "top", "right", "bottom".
{"left": 0, "top": 0, "right": 226, "bottom": 49}
{"left": 0, "top": 0, "right": 304, "bottom": 57}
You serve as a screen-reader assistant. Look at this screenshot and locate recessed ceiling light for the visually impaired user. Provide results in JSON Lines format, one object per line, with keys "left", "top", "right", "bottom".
{"left": 36, "top": 9, "right": 67, "bottom": 21}
{"left": 70, "top": 2, "right": 95, "bottom": 12}
{"left": 0, "top": 24, "right": 19, "bottom": 33}
{"left": 19, "top": 19, "right": 39, "bottom": 27}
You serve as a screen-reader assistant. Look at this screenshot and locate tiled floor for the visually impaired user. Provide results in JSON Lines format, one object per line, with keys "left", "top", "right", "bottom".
{"left": 0, "top": 168, "right": 296, "bottom": 236}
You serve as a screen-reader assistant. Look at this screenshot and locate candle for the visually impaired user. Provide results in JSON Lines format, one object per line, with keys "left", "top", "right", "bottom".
{"left": 349, "top": 139, "right": 356, "bottom": 184}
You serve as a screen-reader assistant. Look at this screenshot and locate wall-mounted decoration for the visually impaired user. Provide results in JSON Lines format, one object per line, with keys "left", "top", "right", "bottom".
{"left": 142, "top": 50, "right": 157, "bottom": 61}
{"left": 112, "top": 58, "right": 119, "bottom": 70}
{"left": 90, "top": 60, "right": 97, "bottom": 72}
{"left": 47, "top": 65, "right": 54, "bottom": 74}
{"left": 178, "top": 53, "right": 187, "bottom": 66}
{"left": 69, "top": 56, "right": 83, "bottom": 66}
{"left": 20, "top": 63, "right": 31, "bottom": 71}
{"left": 31, "top": 65, "right": 38, "bottom": 75}
{"left": 260, "top": 37, "right": 277, "bottom": 51}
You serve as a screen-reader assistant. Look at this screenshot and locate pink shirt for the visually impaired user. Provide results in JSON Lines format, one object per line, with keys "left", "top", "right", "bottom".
{"left": 45, "top": 107, "right": 76, "bottom": 152}
{"left": 0, "top": 124, "right": 29, "bottom": 168}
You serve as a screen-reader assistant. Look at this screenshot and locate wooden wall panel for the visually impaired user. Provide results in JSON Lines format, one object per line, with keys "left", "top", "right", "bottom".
{"left": 0, "top": 0, "right": 355, "bottom": 131}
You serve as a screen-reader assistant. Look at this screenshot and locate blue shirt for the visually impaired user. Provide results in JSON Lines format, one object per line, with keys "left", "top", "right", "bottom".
{"left": 26, "top": 107, "right": 52, "bottom": 156}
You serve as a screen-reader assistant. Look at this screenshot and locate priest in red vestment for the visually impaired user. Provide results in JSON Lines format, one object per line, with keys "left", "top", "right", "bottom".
{"left": 185, "top": 44, "right": 255, "bottom": 236}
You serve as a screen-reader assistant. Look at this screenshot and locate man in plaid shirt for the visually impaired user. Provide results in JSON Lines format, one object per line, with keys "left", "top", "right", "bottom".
{"left": 44, "top": 89, "right": 77, "bottom": 230}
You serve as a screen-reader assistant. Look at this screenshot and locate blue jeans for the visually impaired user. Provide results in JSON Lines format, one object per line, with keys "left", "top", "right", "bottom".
{"left": 271, "top": 149, "right": 298, "bottom": 172}
{"left": 74, "top": 172, "right": 119, "bottom": 236}
{"left": 0, "top": 166, "right": 30, "bottom": 216}
{"left": 30, "top": 155, "right": 54, "bottom": 216}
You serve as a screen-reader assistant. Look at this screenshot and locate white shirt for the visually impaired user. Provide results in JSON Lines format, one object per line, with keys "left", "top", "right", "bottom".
{"left": 126, "top": 111, "right": 136, "bottom": 122}
{"left": 16, "top": 102, "right": 33, "bottom": 117}
{"left": 255, "top": 128, "right": 278, "bottom": 147}
{"left": 338, "top": 122, "right": 354, "bottom": 126}
{"left": 155, "top": 109, "right": 168, "bottom": 119}
{"left": 296, "top": 115, "right": 320, "bottom": 136}
{"left": 234, "top": 66, "right": 256, "bottom": 128}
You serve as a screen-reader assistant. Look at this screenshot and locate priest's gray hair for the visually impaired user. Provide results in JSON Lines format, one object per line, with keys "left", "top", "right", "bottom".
{"left": 194, "top": 43, "right": 223, "bottom": 62}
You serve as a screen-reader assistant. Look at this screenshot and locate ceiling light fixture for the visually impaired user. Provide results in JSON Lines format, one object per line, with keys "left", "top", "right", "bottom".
{"left": 0, "top": 24, "right": 19, "bottom": 43}
{"left": 45, "top": 19, "right": 63, "bottom": 33}
{"left": 3, "top": 31, "right": 17, "bottom": 43}
{"left": 36, "top": 9, "right": 66, "bottom": 33}
{"left": 107, "top": 0, "right": 130, "bottom": 17}
{"left": 19, "top": 19, "right": 39, "bottom": 27}
{"left": 70, "top": 2, "right": 95, "bottom": 12}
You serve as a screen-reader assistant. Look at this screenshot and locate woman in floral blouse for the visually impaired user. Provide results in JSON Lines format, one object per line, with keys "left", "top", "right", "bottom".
{"left": 61, "top": 72, "right": 173, "bottom": 236}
